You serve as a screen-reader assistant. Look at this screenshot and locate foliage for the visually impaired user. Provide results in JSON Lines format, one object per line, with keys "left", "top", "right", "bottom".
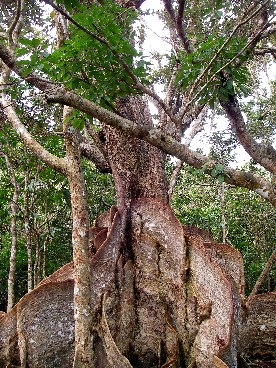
{"left": 17, "top": 1, "right": 150, "bottom": 109}
{"left": 175, "top": 35, "right": 250, "bottom": 106}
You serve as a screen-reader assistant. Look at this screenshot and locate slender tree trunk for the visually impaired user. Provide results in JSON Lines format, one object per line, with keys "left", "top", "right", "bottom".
{"left": 247, "top": 248, "right": 276, "bottom": 304}
{"left": 63, "top": 107, "right": 94, "bottom": 368}
{"left": 221, "top": 182, "right": 228, "bottom": 243}
{"left": 24, "top": 172, "right": 33, "bottom": 292}
{"left": 33, "top": 234, "right": 41, "bottom": 288}
{"left": 7, "top": 181, "right": 19, "bottom": 312}
{"left": 5, "top": 155, "right": 19, "bottom": 311}
{"left": 42, "top": 234, "right": 50, "bottom": 280}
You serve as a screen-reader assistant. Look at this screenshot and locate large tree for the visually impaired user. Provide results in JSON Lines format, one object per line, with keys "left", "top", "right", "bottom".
{"left": 0, "top": 0, "right": 275, "bottom": 367}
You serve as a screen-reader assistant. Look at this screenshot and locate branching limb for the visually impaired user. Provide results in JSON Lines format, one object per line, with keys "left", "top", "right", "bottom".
{"left": 0, "top": 10, "right": 68, "bottom": 177}
{"left": 163, "top": 0, "right": 193, "bottom": 53}
{"left": 79, "top": 135, "right": 110, "bottom": 173}
{"left": 45, "top": 91, "right": 276, "bottom": 206}
{"left": 258, "top": 22, "right": 276, "bottom": 39}
{"left": 221, "top": 95, "right": 276, "bottom": 174}
{"left": 84, "top": 119, "right": 107, "bottom": 156}
{"left": 1, "top": 43, "right": 275, "bottom": 205}
{"left": 168, "top": 107, "right": 206, "bottom": 200}
{"left": 163, "top": 0, "right": 175, "bottom": 20}
{"left": 182, "top": 20, "right": 273, "bottom": 114}
{"left": 255, "top": 46, "right": 276, "bottom": 58}
{"left": 7, "top": 0, "right": 24, "bottom": 46}
{"left": 179, "top": 0, "right": 273, "bottom": 118}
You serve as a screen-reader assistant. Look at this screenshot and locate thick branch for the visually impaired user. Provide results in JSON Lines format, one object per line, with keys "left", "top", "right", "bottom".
{"left": 44, "top": 88, "right": 276, "bottom": 206}
{"left": 1, "top": 43, "right": 275, "bottom": 205}
{"left": 221, "top": 95, "right": 276, "bottom": 174}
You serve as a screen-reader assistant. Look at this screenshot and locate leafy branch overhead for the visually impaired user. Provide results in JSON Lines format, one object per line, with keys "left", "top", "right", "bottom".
{"left": 0, "top": 0, "right": 275, "bottom": 205}
{"left": 18, "top": 1, "right": 151, "bottom": 108}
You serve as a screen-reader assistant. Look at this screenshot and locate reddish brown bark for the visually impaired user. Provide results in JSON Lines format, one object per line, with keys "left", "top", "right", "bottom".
{"left": 105, "top": 96, "right": 168, "bottom": 210}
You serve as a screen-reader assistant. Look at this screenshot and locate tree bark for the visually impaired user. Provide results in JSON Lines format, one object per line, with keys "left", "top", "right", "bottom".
{"left": 105, "top": 95, "right": 168, "bottom": 209}
{"left": 221, "top": 95, "right": 276, "bottom": 175}
{"left": 0, "top": 152, "right": 20, "bottom": 312}
{"left": 7, "top": 171, "right": 19, "bottom": 312}
{"left": 221, "top": 182, "right": 228, "bottom": 243}
{"left": 23, "top": 172, "right": 33, "bottom": 292}
{"left": 63, "top": 106, "right": 94, "bottom": 368}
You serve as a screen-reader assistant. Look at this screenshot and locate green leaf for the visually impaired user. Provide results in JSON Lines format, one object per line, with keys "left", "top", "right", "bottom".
{"left": 217, "top": 175, "right": 225, "bottom": 183}
{"left": 71, "top": 118, "right": 84, "bottom": 130}
{"left": 31, "top": 38, "right": 41, "bottom": 48}
{"left": 211, "top": 168, "right": 217, "bottom": 177}
{"left": 30, "top": 52, "right": 39, "bottom": 64}
{"left": 216, "top": 163, "right": 224, "bottom": 172}
{"left": 19, "top": 37, "right": 33, "bottom": 46}
{"left": 226, "top": 79, "right": 234, "bottom": 92}
{"left": 16, "top": 47, "right": 30, "bottom": 57}
{"left": 209, "top": 98, "right": 215, "bottom": 110}
{"left": 239, "top": 84, "right": 250, "bottom": 96}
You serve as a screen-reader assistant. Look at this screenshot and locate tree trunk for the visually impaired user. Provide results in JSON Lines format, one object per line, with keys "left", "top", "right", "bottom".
{"left": 33, "top": 235, "right": 41, "bottom": 288}
{"left": 7, "top": 181, "right": 19, "bottom": 312}
{"left": 105, "top": 95, "right": 168, "bottom": 209}
{"left": 24, "top": 172, "right": 33, "bottom": 292}
{"left": 3, "top": 153, "right": 20, "bottom": 312}
{"left": 63, "top": 107, "right": 94, "bottom": 368}
{"left": 93, "top": 96, "right": 190, "bottom": 367}
{"left": 0, "top": 3, "right": 275, "bottom": 366}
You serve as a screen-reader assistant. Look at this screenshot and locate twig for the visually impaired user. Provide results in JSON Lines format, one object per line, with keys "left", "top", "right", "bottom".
{"left": 193, "top": 0, "right": 270, "bottom": 91}
{"left": 247, "top": 248, "right": 276, "bottom": 305}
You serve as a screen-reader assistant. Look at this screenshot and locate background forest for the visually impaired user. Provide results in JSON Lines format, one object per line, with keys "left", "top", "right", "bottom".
{"left": 0, "top": 146, "right": 275, "bottom": 310}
